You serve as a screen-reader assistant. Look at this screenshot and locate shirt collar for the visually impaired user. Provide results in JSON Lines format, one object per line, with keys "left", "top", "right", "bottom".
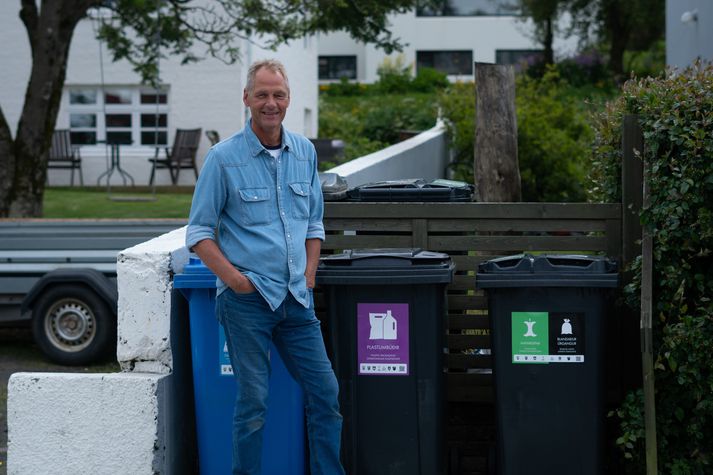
{"left": 244, "top": 119, "right": 292, "bottom": 158}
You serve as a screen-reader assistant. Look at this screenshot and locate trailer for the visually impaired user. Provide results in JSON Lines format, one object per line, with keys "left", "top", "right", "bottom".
{"left": 0, "top": 219, "right": 186, "bottom": 365}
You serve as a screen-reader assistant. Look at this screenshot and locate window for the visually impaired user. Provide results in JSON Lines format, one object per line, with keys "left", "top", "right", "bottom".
{"left": 417, "top": 0, "right": 520, "bottom": 17}
{"left": 416, "top": 50, "right": 473, "bottom": 75}
{"left": 66, "top": 86, "right": 169, "bottom": 146}
{"left": 496, "top": 49, "right": 544, "bottom": 65}
{"left": 318, "top": 56, "right": 357, "bottom": 80}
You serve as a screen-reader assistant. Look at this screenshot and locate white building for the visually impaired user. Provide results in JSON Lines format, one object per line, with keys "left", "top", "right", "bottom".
{"left": 666, "top": 0, "right": 713, "bottom": 69}
{"left": 318, "top": 2, "right": 577, "bottom": 84}
{"left": 0, "top": 4, "right": 318, "bottom": 187}
{"left": 2, "top": 2, "right": 580, "bottom": 188}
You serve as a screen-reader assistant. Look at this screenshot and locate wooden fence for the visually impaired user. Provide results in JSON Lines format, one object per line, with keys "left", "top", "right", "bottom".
{"left": 317, "top": 201, "right": 624, "bottom": 474}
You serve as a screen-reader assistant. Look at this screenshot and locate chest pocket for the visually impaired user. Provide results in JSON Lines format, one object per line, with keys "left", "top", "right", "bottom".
{"left": 289, "top": 182, "right": 310, "bottom": 220}
{"left": 238, "top": 187, "right": 273, "bottom": 225}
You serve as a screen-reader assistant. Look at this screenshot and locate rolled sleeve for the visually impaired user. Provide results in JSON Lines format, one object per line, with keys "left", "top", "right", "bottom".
{"left": 185, "top": 149, "right": 226, "bottom": 250}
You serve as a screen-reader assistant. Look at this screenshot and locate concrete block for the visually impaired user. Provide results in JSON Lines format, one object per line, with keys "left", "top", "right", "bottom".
{"left": 8, "top": 372, "right": 169, "bottom": 475}
{"left": 116, "top": 227, "right": 189, "bottom": 373}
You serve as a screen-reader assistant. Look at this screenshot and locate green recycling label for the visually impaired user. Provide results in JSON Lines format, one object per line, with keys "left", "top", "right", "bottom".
{"left": 512, "top": 311, "right": 585, "bottom": 364}
{"left": 512, "top": 312, "right": 549, "bottom": 363}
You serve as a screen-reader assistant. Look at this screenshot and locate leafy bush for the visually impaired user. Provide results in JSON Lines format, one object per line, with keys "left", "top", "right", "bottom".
{"left": 589, "top": 61, "right": 713, "bottom": 473}
{"left": 321, "top": 77, "right": 367, "bottom": 97}
{"left": 437, "top": 70, "right": 594, "bottom": 201}
{"left": 411, "top": 67, "right": 449, "bottom": 92}
{"left": 374, "top": 54, "right": 413, "bottom": 94}
{"left": 556, "top": 49, "right": 611, "bottom": 87}
{"left": 516, "top": 71, "right": 592, "bottom": 202}
{"left": 436, "top": 82, "right": 476, "bottom": 182}
{"left": 318, "top": 92, "right": 438, "bottom": 163}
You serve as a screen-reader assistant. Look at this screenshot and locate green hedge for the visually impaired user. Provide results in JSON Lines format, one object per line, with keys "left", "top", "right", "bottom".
{"left": 437, "top": 70, "right": 594, "bottom": 202}
{"left": 589, "top": 62, "right": 713, "bottom": 473}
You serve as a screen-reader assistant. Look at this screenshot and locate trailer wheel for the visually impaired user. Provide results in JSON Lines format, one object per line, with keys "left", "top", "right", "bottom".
{"left": 32, "top": 284, "right": 115, "bottom": 365}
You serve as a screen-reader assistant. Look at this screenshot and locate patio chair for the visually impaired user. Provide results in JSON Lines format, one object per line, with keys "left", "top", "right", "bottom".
{"left": 148, "top": 128, "right": 202, "bottom": 185}
{"left": 205, "top": 130, "right": 220, "bottom": 146}
{"left": 47, "top": 129, "right": 83, "bottom": 186}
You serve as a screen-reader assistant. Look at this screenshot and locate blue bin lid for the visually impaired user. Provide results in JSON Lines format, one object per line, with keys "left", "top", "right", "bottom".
{"left": 174, "top": 256, "right": 217, "bottom": 289}
{"left": 476, "top": 254, "right": 618, "bottom": 288}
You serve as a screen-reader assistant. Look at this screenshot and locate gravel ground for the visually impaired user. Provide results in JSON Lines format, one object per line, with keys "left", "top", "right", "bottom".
{"left": 0, "top": 327, "right": 119, "bottom": 475}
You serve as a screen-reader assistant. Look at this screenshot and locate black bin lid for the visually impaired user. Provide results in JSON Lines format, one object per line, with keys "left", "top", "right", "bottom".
{"left": 346, "top": 179, "right": 474, "bottom": 202}
{"left": 476, "top": 254, "right": 618, "bottom": 288}
{"left": 317, "top": 248, "right": 455, "bottom": 285}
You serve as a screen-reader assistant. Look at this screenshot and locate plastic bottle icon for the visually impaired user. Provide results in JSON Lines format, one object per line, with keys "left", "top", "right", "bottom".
{"left": 383, "top": 311, "right": 397, "bottom": 340}
{"left": 369, "top": 310, "right": 398, "bottom": 340}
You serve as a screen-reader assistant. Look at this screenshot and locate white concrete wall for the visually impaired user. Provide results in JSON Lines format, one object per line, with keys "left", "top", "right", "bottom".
{"left": 0, "top": 3, "right": 318, "bottom": 187}
{"left": 327, "top": 122, "right": 448, "bottom": 187}
{"left": 666, "top": 0, "right": 713, "bottom": 69}
{"left": 8, "top": 228, "right": 193, "bottom": 474}
{"left": 8, "top": 373, "right": 169, "bottom": 475}
{"left": 319, "top": 10, "right": 578, "bottom": 83}
{"left": 116, "top": 227, "right": 189, "bottom": 373}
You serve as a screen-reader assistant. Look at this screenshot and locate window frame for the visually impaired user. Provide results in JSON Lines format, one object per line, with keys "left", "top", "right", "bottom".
{"left": 416, "top": 0, "right": 521, "bottom": 17}
{"left": 416, "top": 50, "right": 474, "bottom": 76}
{"left": 65, "top": 86, "right": 169, "bottom": 148}
{"left": 318, "top": 55, "right": 358, "bottom": 80}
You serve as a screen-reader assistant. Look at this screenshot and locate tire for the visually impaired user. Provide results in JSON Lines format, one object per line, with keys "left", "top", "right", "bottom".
{"left": 31, "top": 284, "right": 115, "bottom": 365}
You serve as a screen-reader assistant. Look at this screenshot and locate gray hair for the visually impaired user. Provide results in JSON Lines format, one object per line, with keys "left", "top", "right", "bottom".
{"left": 245, "top": 59, "right": 290, "bottom": 95}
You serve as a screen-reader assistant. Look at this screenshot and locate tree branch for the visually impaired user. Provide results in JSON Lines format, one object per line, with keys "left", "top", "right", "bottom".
{"left": 19, "top": 0, "right": 39, "bottom": 53}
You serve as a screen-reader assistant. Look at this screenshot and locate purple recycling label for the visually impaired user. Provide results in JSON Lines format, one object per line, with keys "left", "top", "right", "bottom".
{"left": 357, "top": 303, "right": 409, "bottom": 376}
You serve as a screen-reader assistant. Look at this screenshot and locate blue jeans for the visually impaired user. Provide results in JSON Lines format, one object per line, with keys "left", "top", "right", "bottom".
{"left": 216, "top": 288, "right": 345, "bottom": 475}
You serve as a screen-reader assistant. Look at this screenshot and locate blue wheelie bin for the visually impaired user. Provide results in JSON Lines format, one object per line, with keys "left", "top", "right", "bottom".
{"left": 174, "top": 257, "right": 306, "bottom": 475}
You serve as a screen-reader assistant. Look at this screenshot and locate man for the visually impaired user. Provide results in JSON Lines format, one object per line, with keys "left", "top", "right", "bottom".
{"left": 185, "top": 59, "right": 344, "bottom": 475}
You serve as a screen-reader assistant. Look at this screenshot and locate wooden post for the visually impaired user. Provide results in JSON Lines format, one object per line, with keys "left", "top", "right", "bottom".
{"left": 621, "top": 115, "right": 644, "bottom": 278}
{"left": 474, "top": 63, "right": 521, "bottom": 202}
{"left": 641, "top": 156, "right": 658, "bottom": 475}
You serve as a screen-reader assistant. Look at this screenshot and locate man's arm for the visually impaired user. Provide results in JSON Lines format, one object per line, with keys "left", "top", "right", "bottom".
{"left": 304, "top": 238, "right": 321, "bottom": 289}
{"left": 192, "top": 239, "right": 255, "bottom": 294}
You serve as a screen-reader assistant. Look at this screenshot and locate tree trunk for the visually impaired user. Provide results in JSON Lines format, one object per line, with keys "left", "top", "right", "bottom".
{"left": 603, "top": 0, "right": 630, "bottom": 78}
{"left": 544, "top": 16, "right": 554, "bottom": 65}
{"left": 0, "top": 1, "right": 91, "bottom": 217}
{"left": 474, "top": 63, "right": 521, "bottom": 202}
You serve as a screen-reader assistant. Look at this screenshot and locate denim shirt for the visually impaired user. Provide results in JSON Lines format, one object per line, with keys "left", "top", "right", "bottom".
{"left": 185, "top": 121, "right": 325, "bottom": 311}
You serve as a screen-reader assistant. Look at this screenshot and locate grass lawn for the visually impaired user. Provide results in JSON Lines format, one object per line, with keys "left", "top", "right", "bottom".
{"left": 43, "top": 187, "right": 194, "bottom": 219}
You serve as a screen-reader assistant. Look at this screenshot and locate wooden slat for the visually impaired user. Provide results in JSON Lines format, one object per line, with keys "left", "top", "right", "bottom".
{"left": 325, "top": 202, "right": 620, "bottom": 220}
{"left": 449, "top": 254, "right": 504, "bottom": 272}
{"left": 447, "top": 374, "right": 494, "bottom": 403}
{"left": 446, "top": 353, "right": 492, "bottom": 368}
{"left": 448, "top": 315, "right": 489, "bottom": 330}
{"left": 321, "top": 234, "right": 412, "bottom": 249}
{"left": 429, "top": 219, "right": 607, "bottom": 233}
{"left": 429, "top": 235, "right": 608, "bottom": 252}
{"left": 447, "top": 274, "right": 480, "bottom": 290}
{"left": 412, "top": 218, "right": 428, "bottom": 249}
{"left": 324, "top": 219, "right": 412, "bottom": 232}
{"left": 448, "top": 372, "right": 493, "bottom": 386}
{"left": 448, "top": 295, "right": 487, "bottom": 311}
{"left": 447, "top": 334, "right": 490, "bottom": 350}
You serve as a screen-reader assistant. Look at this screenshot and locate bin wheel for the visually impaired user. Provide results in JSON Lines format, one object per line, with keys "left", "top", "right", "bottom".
{"left": 32, "top": 285, "right": 115, "bottom": 365}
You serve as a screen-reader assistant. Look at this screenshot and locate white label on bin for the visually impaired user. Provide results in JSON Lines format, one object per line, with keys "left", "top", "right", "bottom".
{"left": 219, "top": 327, "right": 234, "bottom": 375}
{"left": 357, "top": 303, "right": 409, "bottom": 376}
{"left": 511, "top": 312, "right": 585, "bottom": 364}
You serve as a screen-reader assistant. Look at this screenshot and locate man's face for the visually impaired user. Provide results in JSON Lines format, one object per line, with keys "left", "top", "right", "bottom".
{"left": 243, "top": 68, "right": 290, "bottom": 137}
